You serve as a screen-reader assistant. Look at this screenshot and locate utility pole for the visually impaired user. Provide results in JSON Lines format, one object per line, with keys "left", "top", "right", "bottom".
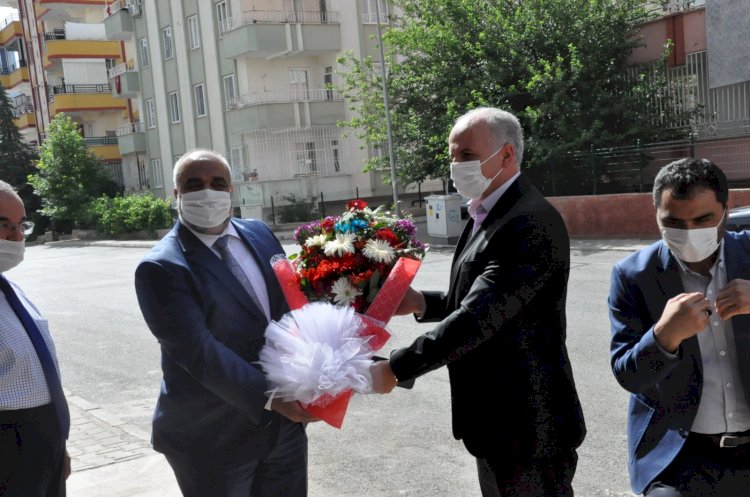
{"left": 374, "top": 0, "right": 400, "bottom": 216}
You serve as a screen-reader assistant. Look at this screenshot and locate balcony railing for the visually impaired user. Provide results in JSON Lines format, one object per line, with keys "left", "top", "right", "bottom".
{"left": 47, "top": 84, "right": 112, "bottom": 102}
{"left": 227, "top": 88, "right": 342, "bottom": 110}
{"left": 103, "top": 0, "right": 142, "bottom": 19}
{"left": 108, "top": 60, "right": 136, "bottom": 79}
{"left": 656, "top": 0, "right": 706, "bottom": 13}
{"left": 0, "top": 60, "right": 26, "bottom": 75}
{"left": 1, "top": 11, "right": 19, "bottom": 29}
{"left": 43, "top": 29, "right": 66, "bottom": 41}
{"left": 84, "top": 135, "right": 119, "bottom": 146}
{"left": 115, "top": 122, "right": 144, "bottom": 136}
{"left": 219, "top": 10, "right": 340, "bottom": 35}
{"left": 11, "top": 96, "right": 34, "bottom": 118}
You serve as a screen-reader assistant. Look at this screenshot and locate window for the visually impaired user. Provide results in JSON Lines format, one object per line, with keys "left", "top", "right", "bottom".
{"left": 162, "top": 26, "right": 174, "bottom": 60}
{"left": 362, "top": 0, "right": 388, "bottom": 24}
{"left": 223, "top": 74, "right": 237, "bottom": 109}
{"left": 187, "top": 15, "right": 200, "bottom": 50}
{"left": 193, "top": 83, "right": 207, "bottom": 117}
{"left": 332, "top": 139, "right": 340, "bottom": 172}
{"left": 151, "top": 158, "right": 163, "bottom": 188}
{"left": 139, "top": 37, "right": 149, "bottom": 68}
{"left": 289, "top": 68, "right": 309, "bottom": 100}
{"left": 295, "top": 142, "right": 318, "bottom": 175}
{"left": 324, "top": 65, "right": 334, "bottom": 100}
{"left": 216, "top": 1, "right": 230, "bottom": 33}
{"left": 229, "top": 146, "right": 244, "bottom": 182}
{"left": 145, "top": 98, "right": 156, "bottom": 128}
{"left": 168, "top": 91, "right": 181, "bottom": 123}
{"left": 137, "top": 159, "right": 149, "bottom": 189}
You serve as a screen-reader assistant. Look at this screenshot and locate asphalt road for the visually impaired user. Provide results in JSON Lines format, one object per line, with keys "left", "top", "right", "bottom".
{"left": 7, "top": 243, "right": 637, "bottom": 497}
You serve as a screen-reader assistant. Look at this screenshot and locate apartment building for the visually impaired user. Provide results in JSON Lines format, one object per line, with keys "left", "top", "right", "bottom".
{"left": 0, "top": 0, "right": 140, "bottom": 185}
{"left": 633, "top": 0, "right": 750, "bottom": 181}
{"left": 102, "top": 0, "right": 437, "bottom": 220}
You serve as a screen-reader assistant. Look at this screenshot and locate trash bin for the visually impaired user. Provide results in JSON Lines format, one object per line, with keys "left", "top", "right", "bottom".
{"left": 425, "top": 194, "right": 463, "bottom": 244}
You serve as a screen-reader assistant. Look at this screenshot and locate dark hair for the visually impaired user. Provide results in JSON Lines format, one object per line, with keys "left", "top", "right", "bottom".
{"left": 652, "top": 158, "right": 728, "bottom": 208}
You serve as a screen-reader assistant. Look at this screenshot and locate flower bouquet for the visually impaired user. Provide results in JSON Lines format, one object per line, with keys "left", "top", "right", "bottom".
{"left": 259, "top": 200, "right": 426, "bottom": 428}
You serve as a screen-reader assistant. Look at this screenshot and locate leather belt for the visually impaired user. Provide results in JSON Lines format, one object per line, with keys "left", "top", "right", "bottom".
{"left": 691, "top": 431, "right": 750, "bottom": 449}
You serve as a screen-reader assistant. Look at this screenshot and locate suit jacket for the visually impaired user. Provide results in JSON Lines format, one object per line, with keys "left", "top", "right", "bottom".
{"left": 134, "top": 218, "right": 292, "bottom": 462}
{"left": 608, "top": 231, "right": 750, "bottom": 494}
{"left": 390, "top": 175, "right": 586, "bottom": 460}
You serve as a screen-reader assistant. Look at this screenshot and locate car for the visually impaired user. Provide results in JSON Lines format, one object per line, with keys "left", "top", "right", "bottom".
{"left": 725, "top": 205, "right": 750, "bottom": 232}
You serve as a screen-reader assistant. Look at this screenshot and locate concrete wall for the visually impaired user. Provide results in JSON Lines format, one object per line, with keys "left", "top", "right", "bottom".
{"left": 549, "top": 189, "right": 750, "bottom": 239}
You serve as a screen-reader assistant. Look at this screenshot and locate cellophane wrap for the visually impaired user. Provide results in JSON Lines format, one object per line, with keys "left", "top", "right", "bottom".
{"left": 260, "top": 250, "right": 420, "bottom": 428}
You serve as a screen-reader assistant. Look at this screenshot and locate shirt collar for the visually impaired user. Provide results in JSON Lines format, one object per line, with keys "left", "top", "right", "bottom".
{"left": 467, "top": 171, "right": 521, "bottom": 221}
{"left": 184, "top": 220, "right": 239, "bottom": 250}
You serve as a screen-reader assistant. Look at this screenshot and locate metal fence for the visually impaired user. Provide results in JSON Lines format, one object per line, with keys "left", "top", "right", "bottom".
{"left": 526, "top": 131, "right": 750, "bottom": 197}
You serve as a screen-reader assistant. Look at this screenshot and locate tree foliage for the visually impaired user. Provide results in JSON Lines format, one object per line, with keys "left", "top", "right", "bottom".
{"left": 27, "top": 113, "right": 119, "bottom": 226}
{"left": 86, "top": 193, "right": 174, "bottom": 237}
{"left": 0, "top": 82, "right": 38, "bottom": 210}
{"left": 337, "top": 0, "right": 690, "bottom": 186}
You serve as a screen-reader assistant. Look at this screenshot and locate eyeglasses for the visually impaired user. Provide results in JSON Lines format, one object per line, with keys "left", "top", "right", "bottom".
{"left": 0, "top": 221, "right": 35, "bottom": 236}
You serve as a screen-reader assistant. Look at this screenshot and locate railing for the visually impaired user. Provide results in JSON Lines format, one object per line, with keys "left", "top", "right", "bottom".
{"left": 1, "top": 11, "right": 19, "bottom": 29}
{"left": 11, "top": 102, "right": 34, "bottom": 118}
{"left": 103, "top": 0, "right": 141, "bottom": 19}
{"left": 0, "top": 60, "right": 26, "bottom": 75}
{"left": 43, "top": 30, "right": 66, "bottom": 41}
{"left": 219, "top": 10, "right": 340, "bottom": 35}
{"left": 84, "top": 136, "right": 119, "bottom": 146}
{"left": 108, "top": 60, "right": 136, "bottom": 79}
{"left": 227, "top": 88, "right": 342, "bottom": 110}
{"left": 47, "top": 84, "right": 112, "bottom": 102}
{"left": 115, "top": 122, "right": 144, "bottom": 136}
{"left": 655, "top": 0, "right": 706, "bottom": 14}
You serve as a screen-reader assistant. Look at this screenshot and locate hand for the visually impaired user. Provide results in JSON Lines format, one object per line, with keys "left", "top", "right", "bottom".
{"left": 270, "top": 398, "right": 321, "bottom": 424}
{"left": 654, "top": 292, "right": 711, "bottom": 353}
{"left": 64, "top": 450, "right": 72, "bottom": 479}
{"left": 370, "top": 360, "right": 398, "bottom": 394}
{"left": 716, "top": 279, "right": 750, "bottom": 320}
{"left": 395, "top": 287, "right": 424, "bottom": 316}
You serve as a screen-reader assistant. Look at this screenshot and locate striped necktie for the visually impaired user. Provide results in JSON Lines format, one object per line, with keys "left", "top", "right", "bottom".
{"left": 214, "top": 235, "right": 264, "bottom": 314}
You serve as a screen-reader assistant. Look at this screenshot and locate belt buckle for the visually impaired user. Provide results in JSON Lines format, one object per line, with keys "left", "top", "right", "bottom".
{"left": 719, "top": 434, "right": 741, "bottom": 448}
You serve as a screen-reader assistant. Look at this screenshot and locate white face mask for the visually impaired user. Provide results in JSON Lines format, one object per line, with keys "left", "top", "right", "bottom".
{"left": 450, "top": 147, "right": 504, "bottom": 200}
{"left": 0, "top": 239, "right": 25, "bottom": 273}
{"left": 660, "top": 211, "right": 725, "bottom": 263}
{"left": 177, "top": 189, "right": 232, "bottom": 229}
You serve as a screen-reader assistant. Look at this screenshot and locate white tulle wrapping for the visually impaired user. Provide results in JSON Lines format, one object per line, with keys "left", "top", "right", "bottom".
{"left": 259, "top": 302, "right": 374, "bottom": 404}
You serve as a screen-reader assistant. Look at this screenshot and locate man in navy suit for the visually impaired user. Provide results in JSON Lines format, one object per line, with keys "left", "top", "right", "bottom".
{"left": 609, "top": 158, "right": 750, "bottom": 496}
{"left": 135, "top": 149, "right": 318, "bottom": 497}
{"left": 370, "top": 108, "right": 586, "bottom": 496}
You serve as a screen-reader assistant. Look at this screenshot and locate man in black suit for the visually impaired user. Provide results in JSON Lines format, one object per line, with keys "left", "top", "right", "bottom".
{"left": 370, "top": 107, "right": 586, "bottom": 496}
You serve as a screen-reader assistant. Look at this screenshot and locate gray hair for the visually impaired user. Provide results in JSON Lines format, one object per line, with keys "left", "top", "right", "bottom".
{"left": 0, "top": 180, "right": 22, "bottom": 202}
{"left": 172, "top": 149, "right": 233, "bottom": 187}
{"left": 453, "top": 107, "right": 525, "bottom": 168}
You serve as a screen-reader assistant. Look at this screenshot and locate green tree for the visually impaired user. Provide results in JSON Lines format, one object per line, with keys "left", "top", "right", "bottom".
{"left": 338, "top": 0, "right": 689, "bottom": 187}
{"left": 0, "top": 82, "right": 38, "bottom": 211}
{"left": 28, "top": 113, "right": 118, "bottom": 230}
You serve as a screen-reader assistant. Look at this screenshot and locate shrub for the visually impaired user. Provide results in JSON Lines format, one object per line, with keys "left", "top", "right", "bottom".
{"left": 277, "top": 194, "right": 319, "bottom": 223}
{"left": 88, "top": 194, "right": 174, "bottom": 237}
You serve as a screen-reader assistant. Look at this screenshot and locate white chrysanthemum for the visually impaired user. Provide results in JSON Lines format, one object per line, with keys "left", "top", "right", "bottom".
{"left": 323, "top": 233, "right": 356, "bottom": 257}
{"left": 362, "top": 238, "right": 396, "bottom": 264}
{"left": 304, "top": 234, "right": 328, "bottom": 248}
{"left": 330, "top": 277, "right": 362, "bottom": 306}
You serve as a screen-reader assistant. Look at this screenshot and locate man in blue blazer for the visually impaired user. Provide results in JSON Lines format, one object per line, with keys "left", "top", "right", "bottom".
{"left": 371, "top": 108, "right": 586, "bottom": 496}
{"left": 609, "top": 158, "right": 750, "bottom": 496}
{"left": 135, "top": 150, "right": 318, "bottom": 497}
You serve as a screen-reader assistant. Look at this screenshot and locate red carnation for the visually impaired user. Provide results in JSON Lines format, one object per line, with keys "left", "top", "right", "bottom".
{"left": 346, "top": 199, "right": 368, "bottom": 211}
{"left": 376, "top": 228, "right": 400, "bottom": 247}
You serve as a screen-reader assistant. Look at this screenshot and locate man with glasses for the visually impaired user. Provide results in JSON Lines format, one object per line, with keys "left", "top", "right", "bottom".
{"left": 0, "top": 180, "right": 71, "bottom": 496}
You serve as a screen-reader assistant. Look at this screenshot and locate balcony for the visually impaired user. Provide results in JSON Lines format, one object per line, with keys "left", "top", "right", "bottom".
{"left": 47, "top": 84, "right": 128, "bottom": 114}
{"left": 225, "top": 88, "right": 344, "bottom": 132}
{"left": 650, "top": 0, "right": 706, "bottom": 14}
{"left": 0, "top": 12, "right": 21, "bottom": 45}
{"left": 12, "top": 111, "right": 36, "bottom": 130}
{"left": 115, "top": 122, "right": 146, "bottom": 155}
{"left": 84, "top": 135, "right": 121, "bottom": 162}
{"left": 36, "top": 0, "right": 118, "bottom": 20}
{"left": 0, "top": 61, "right": 29, "bottom": 88}
{"left": 103, "top": 0, "right": 142, "bottom": 40}
{"left": 219, "top": 10, "right": 340, "bottom": 59}
{"left": 42, "top": 33, "right": 121, "bottom": 68}
{"left": 108, "top": 61, "right": 139, "bottom": 98}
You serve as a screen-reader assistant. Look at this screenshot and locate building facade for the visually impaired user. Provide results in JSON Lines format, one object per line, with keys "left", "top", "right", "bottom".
{"left": 0, "top": 0, "right": 139, "bottom": 184}
{"left": 102, "top": 0, "right": 436, "bottom": 220}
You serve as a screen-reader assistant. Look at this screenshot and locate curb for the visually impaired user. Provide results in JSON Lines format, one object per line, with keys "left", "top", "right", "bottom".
{"left": 66, "top": 391, "right": 151, "bottom": 442}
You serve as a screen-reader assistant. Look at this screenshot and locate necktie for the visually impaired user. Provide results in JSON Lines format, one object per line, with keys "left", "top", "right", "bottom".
{"left": 0, "top": 275, "right": 70, "bottom": 438}
{"left": 472, "top": 204, "right": 488, "bottom": 235}
{"left": 214, "top": 235, "right": 265, "bottom": 314}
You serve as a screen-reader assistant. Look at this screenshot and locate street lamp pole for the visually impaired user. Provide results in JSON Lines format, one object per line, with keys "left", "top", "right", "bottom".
{"left": 374, "top": 0, "right": 400, "bottom": 216}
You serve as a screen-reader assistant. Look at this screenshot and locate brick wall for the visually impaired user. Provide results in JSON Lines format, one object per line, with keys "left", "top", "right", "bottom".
{"left": 548, "top": 189, "right": 750, "bottom": 238}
